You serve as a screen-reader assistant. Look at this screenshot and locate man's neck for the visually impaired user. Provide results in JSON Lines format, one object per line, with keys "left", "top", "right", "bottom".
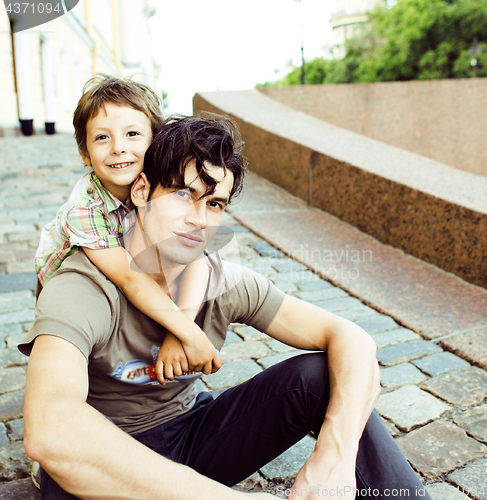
{"left": 124, "top": 219, "right": 186, "bottom": 297}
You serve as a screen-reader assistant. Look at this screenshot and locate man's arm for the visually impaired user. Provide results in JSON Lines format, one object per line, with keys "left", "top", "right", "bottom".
{"left": 265, "top": 295, "right": 380, "bottom": 499}
{"left": 23, "top": 335, "right": 270, "bottom": 500}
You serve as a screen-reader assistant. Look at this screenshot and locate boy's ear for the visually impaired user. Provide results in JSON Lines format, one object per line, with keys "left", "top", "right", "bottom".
{"left": 81, "top": 153, "right": 91, "bottom": 167}
{"left": 131, "top": 172, "right": 150, "bottom": 207}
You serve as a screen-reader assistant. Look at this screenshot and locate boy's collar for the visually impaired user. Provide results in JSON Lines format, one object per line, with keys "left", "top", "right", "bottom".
{"left": 90, "top": 173, "right": 133, "bottom": 212}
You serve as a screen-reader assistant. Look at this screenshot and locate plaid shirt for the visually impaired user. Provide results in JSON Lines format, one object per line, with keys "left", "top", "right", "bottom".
{"left": 35, "top": 172, "right": 132, "bottom": 286}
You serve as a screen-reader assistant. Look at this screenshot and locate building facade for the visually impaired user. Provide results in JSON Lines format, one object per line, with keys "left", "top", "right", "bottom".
{"left": 0, "top": 0, "right": 158, "bottom": 137}
{"left": 325, "top": 0, "right": 387, "bottom": 58}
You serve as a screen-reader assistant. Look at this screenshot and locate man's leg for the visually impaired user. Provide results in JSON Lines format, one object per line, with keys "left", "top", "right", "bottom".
{"left": 146, "top": 353, "right": 430, "bottom": 499}
{"left": 40, "top": 467, "right": 79, "bottom": 499}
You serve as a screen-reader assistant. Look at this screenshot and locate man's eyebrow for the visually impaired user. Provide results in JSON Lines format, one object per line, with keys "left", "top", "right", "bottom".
{"left": 184, "top": 185, "right": 230, "bottom": 205}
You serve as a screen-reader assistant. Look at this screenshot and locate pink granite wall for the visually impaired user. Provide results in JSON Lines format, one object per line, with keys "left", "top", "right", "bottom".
{"left": 193, "top": 90, "right": 487, "bottom": 289}
{"left": 260, "top": 79, "right": 487, "bottom": 175}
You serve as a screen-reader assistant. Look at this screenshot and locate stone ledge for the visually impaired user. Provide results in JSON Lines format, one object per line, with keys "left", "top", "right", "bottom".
{"left": 194, "top": 90, "right": 487, "bottom": 289}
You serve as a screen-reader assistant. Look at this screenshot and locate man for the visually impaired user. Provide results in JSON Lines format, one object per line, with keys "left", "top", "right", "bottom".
{"left": 21, "top": 115, "right": 430, "bottom": 499}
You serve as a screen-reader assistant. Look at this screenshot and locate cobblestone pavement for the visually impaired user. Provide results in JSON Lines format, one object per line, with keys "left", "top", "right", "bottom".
{"left": 1, "top": 134, "right": 486, "bottom": 499}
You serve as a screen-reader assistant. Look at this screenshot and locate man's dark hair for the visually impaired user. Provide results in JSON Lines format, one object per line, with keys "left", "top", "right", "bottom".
{"left": 143, "top": 114, "right": 247, "bottom": 202}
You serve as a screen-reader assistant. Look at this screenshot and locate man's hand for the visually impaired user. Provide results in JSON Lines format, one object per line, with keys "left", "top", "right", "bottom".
{"left": 288, "top": 448, "right": 356, "bottom": 499}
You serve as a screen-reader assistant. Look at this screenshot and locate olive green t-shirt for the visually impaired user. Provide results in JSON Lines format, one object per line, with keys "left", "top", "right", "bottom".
{"left": 19, "top": 251, "right": 285, "bottom": 436}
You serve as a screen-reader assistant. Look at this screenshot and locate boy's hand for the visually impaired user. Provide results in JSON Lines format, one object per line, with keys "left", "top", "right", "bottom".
{"left": 182, "top": 331, "right": 222, "bottom": 375}
{"left": 153, "top": 333, "right": 189, "bottom": 384}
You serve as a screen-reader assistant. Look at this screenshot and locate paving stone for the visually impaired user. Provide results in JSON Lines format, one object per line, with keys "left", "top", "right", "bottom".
{"left": 14, "top": 249, "right": 36, "bottom": 260}
{"left": 6, "top": 260, "right": 36, "bottom": 273}
{"left": 396, "top": 420, "right": 487, "bottom": 479}
{"left": 440, "top": 327, "right": 487, "bottom": 370}
{"left": 0, "top": 390, "right": 24, "bottom": 422}
{"left": 274, "top": 282, "right": 298, "bottom": 293}
{"left": 412, "top": 352, "right": 471, "bottom": 377}
{"left": 247, "top": 262, "right": 276, "bottom": 276}
{"left": 427, "top": 482, "right": 472, "bottom": 500}
{"left": 0, "top": 366, "right": 26, "bottom": 395}
{"left": 6, "top": 331, "right": 30, "bottom": 348}
{"left": 0, "top": 477, "right": 40, "bottom": 499}
{"left": 354, "top": 315, "right": 401, "bottom": 334}
{"left": 264, "top": 338, "right": 297, "bottom": 354}
{"left": 0, "top": 441, "right": 31, "bottom": 481}
{"left": 220, "top": 341, "right": 272, "bottom": 364}
{"left": 193, "top": 378, "right": 207, "bottom": 394}
{"left": 377, "top": 340, "right": 443, "bottom": 367}
{"left": 270, "top": 271, "right": 310, "bottom": 285}
{"left": 376, "top": 385, "right": 449, "bottom": 431}
{"left": 260, "top": 435, "right": 315, "bottom": 482}
{"left": 0, "top": 290, "right": 35, "bottom": 313}
{"left": 270, "top": 261, "right": 308, "bottom": 273}
{"left": 250, "top": 242, "right": 286, "bottom": 259}
{"left": 7, "top": 232, "right": 40, "bottom": 245}
{"left": 372, "top": 328, "right": 421, "bottom": 349}
{"left": 295, "top": 280, "right": 334, "bottom": 292}
{"left": 223, "top": 330, "right": 243, "bottom": 346}
{"left": 0, "top": 308, "right": 35, "bottom": 326}
{"left": 7, "top": 418, "right": 24, "bottom": 442}
{"left": 0, "top": 224, "right": 37, "bottom": 237}
{"left": 380, "top": 363, "right": 428, "bottom": 389}
{"left": 233, "top": 472, "right": 268, "bottom": 493}
{"left": 232, "top": 325, "right": 268, "bottom": 341}
{"left": 313, "top": 297, "right": 363, "bottom": 312}
{"left": 335, "top": 306, "right": 380, "bottom": 321}
{"left": 0, "top": 323, "right": 22, "bottom": 337}
{"left": 421, "top": 366, "right": 487, "bottom": 406}
{"left": 0, "top": 347, "right": 28, "bottom": 368}
{"left": 0, "top": 251, "right": 15, "bottom": 264}
{"left": 0, "top": 422, "right": 9, "bottom": 445}
{"left": 294, "top": 287, "right": 348, "bottom": 303}
{"left": 230, "top": 225, "right": 250, "bottom": 234}
{"left": 202, "top": 359, "right": 262, "bottom": 390}
{"left": 0, "top": 273, "right": 37, "bottom": 292}
{"left": 451, "top": 404, "right": 487, "bottom": 443}
{"left": 381, "top": 418, "right": 400, "bottom": 437}
{"left": 448, "top": 457, "right": 487, "bottom": 500}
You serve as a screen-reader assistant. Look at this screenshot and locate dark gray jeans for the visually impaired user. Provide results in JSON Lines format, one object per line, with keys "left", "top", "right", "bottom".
{"left": 41, "top": 353, "right": 432, "bottom": 499}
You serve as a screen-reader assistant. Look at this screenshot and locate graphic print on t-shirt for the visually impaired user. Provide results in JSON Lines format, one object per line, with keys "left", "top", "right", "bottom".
{"left": 109, "top": 345, "right": 203, "bottom": 385}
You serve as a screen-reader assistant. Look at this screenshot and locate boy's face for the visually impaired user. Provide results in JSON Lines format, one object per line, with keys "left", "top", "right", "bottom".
{"left": 82, "top": 103, "right": 152, "bottom": 201}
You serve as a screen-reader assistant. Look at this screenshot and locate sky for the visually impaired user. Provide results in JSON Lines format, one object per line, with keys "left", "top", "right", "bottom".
{"left": 149, "top": 0, "right": 336, "bottom": 115}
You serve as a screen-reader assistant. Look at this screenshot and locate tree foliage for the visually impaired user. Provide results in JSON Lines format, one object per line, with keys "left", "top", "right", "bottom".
{"left": 258, "top": 0, "right": 487, "bottom": 87}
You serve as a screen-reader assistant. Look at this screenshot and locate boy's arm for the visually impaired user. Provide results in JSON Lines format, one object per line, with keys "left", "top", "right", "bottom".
{"left": 23, "top": 335, "right": 269, "bottom": 500}
{"left": 177, "top": 258, "right": 209, "bottom": 320}
{"left": 152, "top": 258, "right": 211, "bottom": 383}
{"left": 265, "top": 295, "right": 380, "bottom": 499}
{"left": 83, "top": 246, "right": 221, "bottom": 375}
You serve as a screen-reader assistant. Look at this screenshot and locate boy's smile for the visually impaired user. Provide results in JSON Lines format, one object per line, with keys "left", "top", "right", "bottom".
{"left": 82, "top": 103, "right": 152, "bottom": 202}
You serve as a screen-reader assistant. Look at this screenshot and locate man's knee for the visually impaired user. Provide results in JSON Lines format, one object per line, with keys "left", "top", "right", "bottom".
{"left": 280, "top": 352, "right": 329, "bottom": 391}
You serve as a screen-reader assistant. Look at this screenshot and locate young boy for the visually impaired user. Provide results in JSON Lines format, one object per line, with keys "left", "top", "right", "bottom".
{"left": 35, "top": 75, "right": 221, "bottom": 384}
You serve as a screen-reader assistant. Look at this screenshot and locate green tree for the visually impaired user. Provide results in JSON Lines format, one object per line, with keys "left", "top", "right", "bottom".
{"left": 341, "top": 0, "right": 487, "bottom": 82}
{"left": 256, "top": 58, "right": 337, "bottom": 87}
{"left": 259, "top": 0, "right": 487, "bottom": 87}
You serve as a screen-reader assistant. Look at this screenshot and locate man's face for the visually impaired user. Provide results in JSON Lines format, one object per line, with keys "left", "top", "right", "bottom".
{"left": 138, "top": 161, "right": 234, "bottom": 269}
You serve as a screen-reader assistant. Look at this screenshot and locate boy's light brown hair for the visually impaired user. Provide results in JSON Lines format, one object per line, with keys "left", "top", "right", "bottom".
{"left": 73, "top": 74, "right": 164, "bottom": 161}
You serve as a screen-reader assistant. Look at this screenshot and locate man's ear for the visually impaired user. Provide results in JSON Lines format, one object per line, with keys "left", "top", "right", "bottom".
{"left": 131, "top": 172, "right": 150, "bottom": 207}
